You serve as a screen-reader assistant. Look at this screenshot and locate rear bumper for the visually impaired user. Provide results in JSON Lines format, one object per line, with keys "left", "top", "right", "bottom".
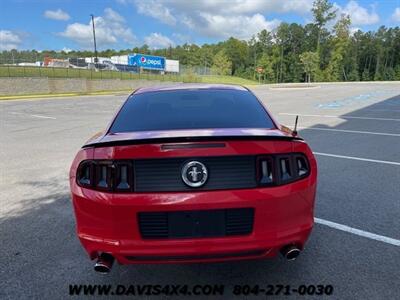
{"left": 71, "top": 178, "right": 316, "bottom": 264}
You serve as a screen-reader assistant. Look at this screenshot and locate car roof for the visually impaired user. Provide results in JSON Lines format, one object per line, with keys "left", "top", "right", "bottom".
{"left": 134, "top": 83, "right": 248, "bottom": 94}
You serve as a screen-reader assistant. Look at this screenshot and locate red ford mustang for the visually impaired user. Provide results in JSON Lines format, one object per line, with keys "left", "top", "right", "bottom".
{"left": 69, "top": 84, "right": 317, "bottom": 273}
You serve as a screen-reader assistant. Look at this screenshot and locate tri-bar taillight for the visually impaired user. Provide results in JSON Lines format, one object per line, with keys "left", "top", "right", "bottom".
{"left": 77, "top": 160, "right": 133, "bottom": 192}
{"left": 256, "top": 153, "right": 310, "bottom": 186}
{"left": 76, "top": 153, "right": 310, "bottom": 192}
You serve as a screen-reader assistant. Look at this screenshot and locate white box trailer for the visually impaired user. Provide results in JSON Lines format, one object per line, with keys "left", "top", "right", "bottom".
{"left": 84, "top": 57, "right": 111, "bottom": 64}
{"left": 110, "top": 55, "right": 129, "bottom": 65}
{"left": 165, "top": 59, "right": 179, "bottom": 73}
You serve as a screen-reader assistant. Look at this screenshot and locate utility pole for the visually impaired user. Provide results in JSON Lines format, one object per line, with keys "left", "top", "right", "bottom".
{"left": 90, "top": 14, "right": 98, "bottom": 64}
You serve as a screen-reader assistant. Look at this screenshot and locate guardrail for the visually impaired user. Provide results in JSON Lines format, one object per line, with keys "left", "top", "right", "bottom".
{"left": 0, "top": 65, "right": 201, "bottom": 83}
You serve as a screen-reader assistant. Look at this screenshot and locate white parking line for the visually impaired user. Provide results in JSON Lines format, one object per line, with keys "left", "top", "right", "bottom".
{"left": 315, "top": 218, "right": 400, "bottom": 247}
{"left": 300, "top": 127, "right": 400, "bottom": 137}
{"left": 10, "top": 112, "right": 56, "bottom": 120}
{"left": 313, "top": 152, "right": 400, "bottom": 166}
{"left": 269, "top": 86, "right": 320, "bottom": 90}
{"left": 30, "top": 114, "right": 56, "bottom": 120}
{"left": 280, "top": 112, "right": 400, "bottom": 122}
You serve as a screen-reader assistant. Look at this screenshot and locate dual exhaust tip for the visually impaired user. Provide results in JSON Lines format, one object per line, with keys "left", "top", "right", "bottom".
{"left": 94, "top": 245, "right": 301, "bottom": 273}
{"left": 280, "top": 245, "right": 301, "bottom": 260}
{"left": 94, "top": 253, "right": 114, "bottom": 274}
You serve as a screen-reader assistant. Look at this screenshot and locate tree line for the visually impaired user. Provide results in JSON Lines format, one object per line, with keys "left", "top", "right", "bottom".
{"left": 1, "top": 0, "right": 399, "bottom": 82}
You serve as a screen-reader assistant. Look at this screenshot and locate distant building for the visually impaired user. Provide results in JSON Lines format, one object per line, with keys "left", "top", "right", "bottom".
{"left": 109, "top": 54, "right": 179, "bottom": 73}
{"left": 44, "top": 57, "right": 69, "bottom": 68}
{"left": 84, "top": 57, "right": 111, "bottom": 64}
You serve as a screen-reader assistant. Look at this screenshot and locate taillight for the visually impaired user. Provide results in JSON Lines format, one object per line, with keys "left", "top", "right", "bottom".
{"left": 77, "top": 161, "right": 93, "bottom": 187}
{"left": 115, "top": 161, "right": 133, "bottom": 191}
{"left": 279, "top": 157, "right": 293, "bottom": 181}
{"left": 295, "top": 155, "right": 309, "bottom": 176}
{"left": 76, "top": 160, "right": 134, "bottom": 192}
{"left": 256, "top": 153, "right": 310, "bottom": 186}
{"left": 95, "top": 161, "right": 113, "bottom": 190}
{"left": 257, "top": 156, "right": 274, "bottom": 186}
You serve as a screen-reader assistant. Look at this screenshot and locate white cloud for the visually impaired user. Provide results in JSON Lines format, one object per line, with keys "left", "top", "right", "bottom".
{"left": 338, "top": 1, "right": 379, "bottom": 25}
{"left": 61, "top": 47, "right": 72, "bottom": 53}
{"left": 144, "top": 32, "right": 175, "bottom": 49}
{"left": 213, "top": 0, "right": 313, "bottom": 14}
{"left": 104, "top": 7, "right": 125, "bottom": 23}
{"left": 135, "top": 0, "right": 312, "bottom": 17}
{"left": 135, "top": 0, "right": 176, "bottom": 25}
{"left": 59, "top": 8, "right": 136, "bottom": 49}
{"left": 0, "top": 30, "right": 22, "bottom": 50}
{"left": 392, "top": 7, "right": 400, "bottom": 22}
{"left": 44, "top": 9, "right": 70, "bottom": 21}
{"left": 133, "top": 0, "right": 286, "bottom": 39}
{"left": 197, "top": 13, "right": 280, "bottom": 39}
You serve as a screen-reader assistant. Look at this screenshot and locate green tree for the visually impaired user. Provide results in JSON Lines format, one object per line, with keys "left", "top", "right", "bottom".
{"left": 324, "top": 14, "right": 351, "bottom": 81}
{"left": 211, "top": 50, "right": 232, "bottom": 75}
{"left": 223, "top": 37, "right": 248, "bottom": 75}
{"left": 395, "top": 65, "right": 400, "bottom": 80}
{"left": 258, "top": 53, "right": 276, "bottom": 83}
{"left": 257, "top": 29, "right": 273, "bottom": 50}
{"left": 312, "top": 0, "right": 337, "bottom": 53}
{"left": 300, "top": 51, "right": 319, "bottom": 82}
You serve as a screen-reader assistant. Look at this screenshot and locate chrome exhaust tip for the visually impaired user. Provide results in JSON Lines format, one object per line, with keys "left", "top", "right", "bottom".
{"left": 280, "top": 245, "right": 301, "bottom": 260}
{"left": 94, "top": 253, "right": 114, "bottom": 274}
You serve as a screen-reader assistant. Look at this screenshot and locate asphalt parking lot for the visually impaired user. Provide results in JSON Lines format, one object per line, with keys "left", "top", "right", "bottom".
{"left": 1, "top": 82, "right": 399, "bottom": 299}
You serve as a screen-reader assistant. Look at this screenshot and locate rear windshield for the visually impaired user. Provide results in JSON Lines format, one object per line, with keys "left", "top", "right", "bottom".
{"left": 109, "top": 89, "right": 275, "bottom": 133}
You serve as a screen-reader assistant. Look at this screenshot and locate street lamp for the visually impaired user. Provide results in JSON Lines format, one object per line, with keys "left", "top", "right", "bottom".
{"left": 90, "top": 14, "right": 98, "bottom": 64}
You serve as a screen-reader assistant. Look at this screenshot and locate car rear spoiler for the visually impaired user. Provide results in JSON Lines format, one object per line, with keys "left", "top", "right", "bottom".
{"left": 82, "top": 135, "right": 304, "bottom": 149}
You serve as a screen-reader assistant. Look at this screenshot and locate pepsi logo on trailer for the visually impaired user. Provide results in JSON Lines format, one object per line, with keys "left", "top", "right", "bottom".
{"left": 129, "top": 53, "right": 165, "bottom": 70}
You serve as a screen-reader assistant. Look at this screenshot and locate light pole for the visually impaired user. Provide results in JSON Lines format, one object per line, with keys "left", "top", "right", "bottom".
{"left": 90, "top": 14, "right": 98, "bottom": 64}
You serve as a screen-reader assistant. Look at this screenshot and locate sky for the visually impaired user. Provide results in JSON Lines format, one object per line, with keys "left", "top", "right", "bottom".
{"left": 0, "top": 0, "right": 399, "bottom": 51}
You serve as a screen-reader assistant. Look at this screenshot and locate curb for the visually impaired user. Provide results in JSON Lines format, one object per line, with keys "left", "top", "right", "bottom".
{"left": 0, "top": 90, "right": 133, "bottom": 101}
